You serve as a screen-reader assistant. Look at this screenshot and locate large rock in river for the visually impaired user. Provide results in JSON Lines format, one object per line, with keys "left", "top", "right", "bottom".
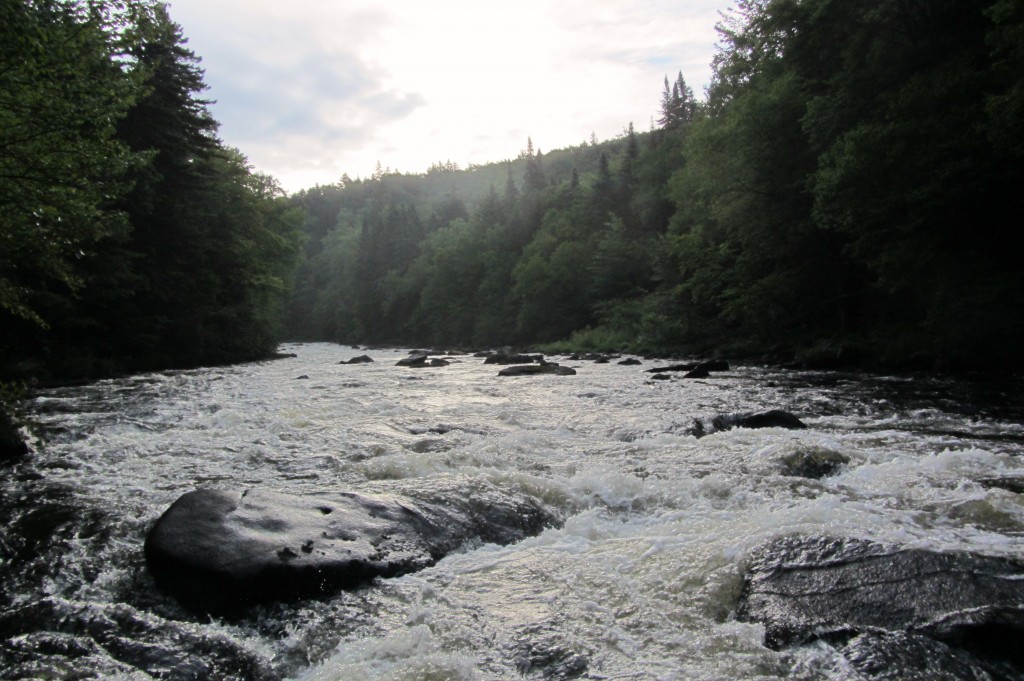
{"left": 146, "top": 485, "right": 559, "bottom": 614}
{"left": 737, "top": 535, "right": 1024, "bottom": 679}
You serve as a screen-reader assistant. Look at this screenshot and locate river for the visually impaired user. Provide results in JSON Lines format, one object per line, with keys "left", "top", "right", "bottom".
{"left": 2, "top": 343, "right": 1022, "bottom": 680}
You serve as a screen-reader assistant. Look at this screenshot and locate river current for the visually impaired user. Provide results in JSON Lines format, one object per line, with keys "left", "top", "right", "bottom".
{"left": 2, "top": 343, "right": 1023, "bottom": 680}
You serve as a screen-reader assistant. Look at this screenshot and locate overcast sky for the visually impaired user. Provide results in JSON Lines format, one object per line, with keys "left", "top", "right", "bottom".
{"left": 167, "top": 0, "right": 730, "bottom": 193}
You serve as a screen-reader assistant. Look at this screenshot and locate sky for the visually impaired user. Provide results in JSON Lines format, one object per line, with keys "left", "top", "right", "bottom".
{"left": 167, "top": 0, "right": 731, "bottom": 193}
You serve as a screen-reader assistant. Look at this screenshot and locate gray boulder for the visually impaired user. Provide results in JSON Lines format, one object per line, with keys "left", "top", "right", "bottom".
{"left": 737, "top": 535, "right": 1024, "bottom": 679}
{"left": 145, "top": 485, "right": 559, "bottom": 614}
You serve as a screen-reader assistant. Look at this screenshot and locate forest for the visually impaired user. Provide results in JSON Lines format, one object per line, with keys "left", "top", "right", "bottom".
{"left": 3, "top": 0, "right": 1024, "bottom": 398}
{"left": 285, "top": 0, "right": 1024, "bottom": 371}
{"left": 1, "top": 0, "right": 301, "bottom": 385}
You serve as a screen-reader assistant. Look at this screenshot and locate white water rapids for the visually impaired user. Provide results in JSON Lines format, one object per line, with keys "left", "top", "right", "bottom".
{"left": 2, "top": 343, "right": 1023, "bottom": 680}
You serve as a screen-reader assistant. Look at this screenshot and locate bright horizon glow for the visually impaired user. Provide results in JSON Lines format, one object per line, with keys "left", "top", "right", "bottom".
{"left": 167, "top": 0, "right": 730, "bottom": 193}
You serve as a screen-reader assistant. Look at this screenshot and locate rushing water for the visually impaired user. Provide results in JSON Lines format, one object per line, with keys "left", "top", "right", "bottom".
{"left": 2, "top": 343, "right": 1023, "bottom": 680}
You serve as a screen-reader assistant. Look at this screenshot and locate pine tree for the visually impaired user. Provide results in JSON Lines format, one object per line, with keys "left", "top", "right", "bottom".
{"left": 658, "top": 72, "right": 696, "bottom": 129}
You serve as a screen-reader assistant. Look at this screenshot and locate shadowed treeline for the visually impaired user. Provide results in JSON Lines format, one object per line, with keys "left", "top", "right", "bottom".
{"left": 1, "top": 0, "right": 302, "bottom": 383}
{"left": 287, "top": 0, "right": 1024, "bottom": 371}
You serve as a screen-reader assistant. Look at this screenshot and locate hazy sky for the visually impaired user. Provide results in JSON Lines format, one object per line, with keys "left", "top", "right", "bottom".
{"left": 167, "top": 0, "right": 730, "bottom": 193}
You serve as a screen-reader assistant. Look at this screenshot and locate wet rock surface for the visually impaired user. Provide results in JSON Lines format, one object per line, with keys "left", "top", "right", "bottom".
{"left": 498, "top": 363, "right": 576, "bottom": 377}
{"left": 340, "top": 355, "right": 374, "bottom": 364}
{"left": 978, "top": 476, "right": 1024, "bottom": 494}
{"left": 0, "top": 598, "right": 277, "bottom": 681}
{"left": 145, "top": 485, "right": 559, "bottom": 614}
{"left": 778, "top": 446, "right": 849, "bottom": 478}
{"left": 737, "top": 535, "right": 1024, "bottom": 680}
{"left": 1, "top": 408, "right": 28, "bottom": 462}
{"left": 689, "top": 410, "right": 807, "bottom": 437}
{"left": 484, "top": 353, "right": 543, "bottom": 365}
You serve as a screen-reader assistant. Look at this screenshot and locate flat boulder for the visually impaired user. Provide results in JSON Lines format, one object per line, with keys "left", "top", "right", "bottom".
{"left": 645, "top": 363, "right": 697, "bottom": 374}
{"left": 737, "top": 535, "right": 1024, "bottom": 679}
{"left": 485, "top": 353, "right": 543, "bottom": 365}
{"left": 145, "top": 485, "right": 559, "bottom": 614}
{"left": 498, "top": 363, "right": 576, "bottom": 377}
{"left": 689, "top": 409, "right": 807, "bottom": 437}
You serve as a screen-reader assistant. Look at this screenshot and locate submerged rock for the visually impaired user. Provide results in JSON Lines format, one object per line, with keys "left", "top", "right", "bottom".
{"left": 978, "top": 477, "right": 1024, "bottom": 495}
{"left": 778, "top": 446, "right": 849, "bottom": 478}
{"left": 737, "top": 535, "right": 1024, "bottom": 680}
{"left": 145, "top": 485, "right": 559, "bottom": 614}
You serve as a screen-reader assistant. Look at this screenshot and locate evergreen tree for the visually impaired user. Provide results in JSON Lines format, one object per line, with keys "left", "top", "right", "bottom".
{"left": 658, "top": 72, "right": 696, "bottom": 129}
{"left": 0, "top": 0, "right": 138, "bottom": 329}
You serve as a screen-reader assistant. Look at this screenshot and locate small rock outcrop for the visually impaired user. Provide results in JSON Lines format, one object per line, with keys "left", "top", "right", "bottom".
{"left": 683, "top": 365, "right": 711, "bottom": 378}
{"left": 396, "top": 352, "right": 429, "bottom": 367}
{"left": 341, "top": 355, "right": 374, "bottom": 364}
{"left": 646, "top": 359, "right": 728, "bottom": 375}
{"left": 645, "top": 363, "right": 697, "bottom": 374}
{"left": 145, "top": 485, "right": 559, "bottom": 614}
{"left": 498, "top": 363, "right": 576, "bottom": 377}
{"left": 738, "top": 535, "right": 1024, "bottom": 680}
{"left": 688, "top": 410, "right": 807, "bottom": 437}
{"left": 684, "top": 360, "right": 730, "bottom": 378}
{"left": 484, "top": 353, "right": 543, "bottom": 365}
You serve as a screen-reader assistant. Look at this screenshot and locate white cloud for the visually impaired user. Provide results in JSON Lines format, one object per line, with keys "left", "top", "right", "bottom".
{"left": 167, "top": 0, "right": 727, "bottom": 192}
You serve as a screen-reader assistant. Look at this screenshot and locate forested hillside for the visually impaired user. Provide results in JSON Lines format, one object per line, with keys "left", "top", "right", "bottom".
{"left": 287, "top": 0, "right": 1024, "bottom": 370}
{"left": 1, "top": 0, "right": 301, "bottom": 382}
{"left": 4, "top": 0, "right": 1022, "bottom": 381}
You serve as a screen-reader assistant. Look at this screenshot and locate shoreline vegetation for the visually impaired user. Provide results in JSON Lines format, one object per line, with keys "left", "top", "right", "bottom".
{"left": 4, "top": 0, "right": 1023, "bottom": 399}
{"left": 283, "top": 1, "right": 1024, "bottom": 376}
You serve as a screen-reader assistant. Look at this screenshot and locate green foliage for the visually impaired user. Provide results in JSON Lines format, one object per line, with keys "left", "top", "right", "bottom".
{"left": 1, "top": 0, "right": 302, "bottom": 381}
{"left": 0, "top": 0, "right": 139, "bottom": 326}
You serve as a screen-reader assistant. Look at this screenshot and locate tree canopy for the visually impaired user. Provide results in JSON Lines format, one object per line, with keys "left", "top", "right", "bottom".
{"left": 285, "top": 0, "right": 1024, "bottom": 370}
{"left": 1, "top": 0, "right": 301, "bottom": 381}
{"left": 4, "top": 0, "right": 1021, "bottom": 378}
